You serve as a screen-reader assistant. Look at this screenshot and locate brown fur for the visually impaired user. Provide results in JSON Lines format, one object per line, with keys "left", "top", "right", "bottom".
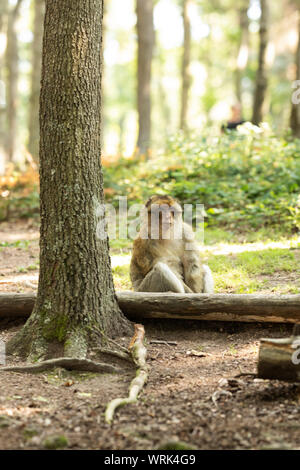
{"left": 130, "top": 195, "right": 205, "bottom": 293}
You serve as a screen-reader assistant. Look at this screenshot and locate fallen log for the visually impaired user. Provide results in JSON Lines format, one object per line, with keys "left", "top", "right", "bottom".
{"left": 0, "top": 292, "right": 300, "bottom": 323}
{"left": 257, "top": 336, "right": 300, "bottom": 381}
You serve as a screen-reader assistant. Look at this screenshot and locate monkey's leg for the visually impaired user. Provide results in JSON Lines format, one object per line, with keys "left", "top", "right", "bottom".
{"left": 136, "top": 262, "right": 185, "bottom": 293}
{"left": 203, "top": 264, "right": 214, "bottom": 293}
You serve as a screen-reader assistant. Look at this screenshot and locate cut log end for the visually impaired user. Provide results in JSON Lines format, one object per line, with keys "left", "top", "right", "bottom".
{"left": 257, "top": 336, "right": 300, "bottom": 382}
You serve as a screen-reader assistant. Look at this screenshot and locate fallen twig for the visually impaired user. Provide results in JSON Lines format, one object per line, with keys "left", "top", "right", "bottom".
{"left": 234, "top": 372, "right": 257, "bottom": 378}
{"left": 211, "top": 390, "right": 232, "bottom": 407}
{"left": 0, "top": 357, "right": 123, "bottom": 374}
{"left": 105, "top": 323, "right": 149, "bottom": 424}
{"left": 150, "top": 340, "right": 177, "bottom": 347}
{"left": 99, "top": 331, "right": 129, "bottom": 354}
{"left": 94, "top": 347, "right": 132, "bottom": 363}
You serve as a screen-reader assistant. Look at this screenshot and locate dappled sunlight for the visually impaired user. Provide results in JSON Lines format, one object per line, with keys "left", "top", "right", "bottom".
{"left": 111, "top": 254, "right": 131, "bottom": 268}
{"left": 0, "top": 406, "right": 45, "bottom": 418}
{"left": 203, "top": 237, "right": 300, "bottom": 256}
{"left": 0, "top": 274, "right": 38, "bottom": 284}
{"left": 0, "top": 273, "right": 38, "bottom": 291}
{"left": 0, "top": 231, "right": 39, "bottom": 243}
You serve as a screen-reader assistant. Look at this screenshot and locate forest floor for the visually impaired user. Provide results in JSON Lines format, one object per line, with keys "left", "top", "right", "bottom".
{"left": 0, "top": 219, "right": 300, "bottom": 450}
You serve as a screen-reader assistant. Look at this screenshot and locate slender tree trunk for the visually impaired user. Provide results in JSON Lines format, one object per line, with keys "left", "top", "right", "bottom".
{"left": 252, "top": 0, "right": 269, "bottom": 125}
{"left": 5, "top": 0, "right": 22, "bottom": 162}
{"left": 136, "top": 0, "right": 154, "bottom": 157}
{"left": 291, "top": 10, "right": 300, "bottom": 137}
{"left": 235, "top": 0, "right": 249, "bottom": 110}
{"left": 179, "top": 0, "right": 192, "bottom": 131}
{"left": 28, "top": 0, "right": 45, "bottom": 163}
{"left": 7, "top": 0, "right": 131, "bottom": 360}
{"left": 0, "top": 0, "right": 8, "bottom": 173}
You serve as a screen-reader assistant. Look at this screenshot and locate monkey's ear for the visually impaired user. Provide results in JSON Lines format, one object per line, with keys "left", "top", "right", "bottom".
{"left": 145, "top": 195, "right": 157, "bottom": 208}
{"left": 145, "top": 196, "right": 153, "bottom": 208}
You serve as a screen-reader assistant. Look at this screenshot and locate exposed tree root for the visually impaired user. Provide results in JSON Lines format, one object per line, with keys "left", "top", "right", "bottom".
{"left": 105, "top": 323, "right": 149, "bottom": 424}
{"left": 0, "top": 357, "right": 123, "bottom": 374}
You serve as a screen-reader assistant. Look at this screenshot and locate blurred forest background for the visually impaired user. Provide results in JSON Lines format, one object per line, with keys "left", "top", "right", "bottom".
{"left": 0, "top": 0, "right": 299, "bottom": 235}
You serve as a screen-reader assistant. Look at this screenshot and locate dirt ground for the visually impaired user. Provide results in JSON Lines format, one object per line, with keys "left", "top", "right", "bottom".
{"left": 0, "top": 220, "right": 300, "bottom": 450}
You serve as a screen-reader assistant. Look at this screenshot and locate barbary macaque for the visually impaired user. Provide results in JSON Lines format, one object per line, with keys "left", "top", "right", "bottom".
{"left": 130, "top": 195, "right": 214, "bottom": 293}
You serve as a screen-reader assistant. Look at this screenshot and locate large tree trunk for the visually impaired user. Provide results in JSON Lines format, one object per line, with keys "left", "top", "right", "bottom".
{"left": 28, "top": 0, "right": 45, "bottom": 163}
{"left": 0, "top": 0, "right": 8, "bottom": 173}
{"left": 235, "top": 0, "right": 249, "bottom": 110}
{"left": 291, "top": 10, "right": 300, "bottom": 138}
{"left": 252, "top": 0, "right": 269, "bottom": 125}
{"left": 7, "top": 0, "right": 132, "bottom": 360}
{"left": 136, "top": 0, "right": 154, "bottom": 157}
{"left": 179, "top": 0, "right": 192, "bottom": 131}
{"left": 5, "top": 0, "right": 22, "bottom": 163}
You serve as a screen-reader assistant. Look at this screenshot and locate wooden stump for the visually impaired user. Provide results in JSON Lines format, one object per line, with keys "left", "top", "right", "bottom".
{"left": 257, "top": 336, "right": 300, "bottom": 382}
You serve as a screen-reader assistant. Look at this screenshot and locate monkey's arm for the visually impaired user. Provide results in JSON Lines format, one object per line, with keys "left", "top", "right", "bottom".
{"left": 129, "top": 257, "right": 145, "bottom": 291}
{"left": 182, "top": 224, "right": 205, "bottom": 293}
{"left": 182, "top": 246, "right": 205, "bottom": 293}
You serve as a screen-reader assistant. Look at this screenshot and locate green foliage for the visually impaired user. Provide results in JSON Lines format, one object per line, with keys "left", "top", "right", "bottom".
{"left": 208, "top": 246, "right": 300, "bottom": 294}
{"left": 103, "top": 126, "right": 300, "bottom": 232}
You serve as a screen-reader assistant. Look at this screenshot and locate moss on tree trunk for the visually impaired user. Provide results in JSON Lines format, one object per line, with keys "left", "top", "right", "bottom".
{"left": 7, "top": 0, "right": 132, "bottom": 360}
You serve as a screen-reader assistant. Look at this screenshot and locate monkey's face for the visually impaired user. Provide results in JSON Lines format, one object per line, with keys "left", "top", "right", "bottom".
{"left": 145, "top": 195, "right": 183, "bottom": 240}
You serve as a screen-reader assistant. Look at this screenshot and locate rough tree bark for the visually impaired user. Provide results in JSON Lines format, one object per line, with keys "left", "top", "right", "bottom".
{"left": 136, "top": 0, "right": 154, "bottom": 157}
{"left": 7, "top": 0, "right": 132, "bottom": 360}
{"left": 179, "top": 0, "right": 192, "bottom": 131}
{"left": 235, "top": 0, "right": 249, "bottom": 109}
{"left": 252, "top": 0, "right": 269, "bottom": 125}
{"left": 5, "top": 0, "right": 23, "bottom": 162}
{"left": 291, "top": 10, "right": 300, "bottom": 138}
{"left": 28, "top": 0, "right": 45, "bottom": 162}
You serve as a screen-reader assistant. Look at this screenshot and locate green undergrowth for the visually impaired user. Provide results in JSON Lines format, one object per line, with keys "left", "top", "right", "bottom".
{"left": 110, "top": 227, "right": 300, "bottom": 294}
{"left": 104, "top": 125, "right": 300, "bottom": 232}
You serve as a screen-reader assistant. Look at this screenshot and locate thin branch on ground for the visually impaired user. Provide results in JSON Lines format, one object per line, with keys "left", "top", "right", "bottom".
{"left": 93, "top": 347, "right": 132, "bottom": 363}
{"left": 105, "top": 323, "right": 149, "bottom": 424}
{"left": 150, "top": 340, "right": 178, "bottom": 346}
{"left": 234, "top": 372, "right": 257, "bottom": 378}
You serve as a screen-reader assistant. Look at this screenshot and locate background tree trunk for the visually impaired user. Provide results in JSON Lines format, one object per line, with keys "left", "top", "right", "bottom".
{"left": 290, "top": 10, "right": 300, "bottom": 138}
{"left": 179, "top": 0, "right": 192, "bottom": 131}
{"left": 235, "top": 0, "right": 249, "bottom": 111}
{"left": 252, "top": 0, "right": 269, "bottom": 125}
{"left": 0, "top": 0, "right": 8, "bottom": 173}
{"left": 5, "top": 0, "right": 23, "bottom": 162}
{"left": 28, "top": 0, "right": 45, "bottom": 163}
{"left": 7, "top": 0, "right": 131, "bottom": 360}
{"left": 136, "top": 0, "right": 154, "bottom": 157}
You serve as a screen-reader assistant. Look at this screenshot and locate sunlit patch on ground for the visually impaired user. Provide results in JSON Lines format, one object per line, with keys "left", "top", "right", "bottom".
{"left": 0, "top": 222, "right": 299, "bottom": 295}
